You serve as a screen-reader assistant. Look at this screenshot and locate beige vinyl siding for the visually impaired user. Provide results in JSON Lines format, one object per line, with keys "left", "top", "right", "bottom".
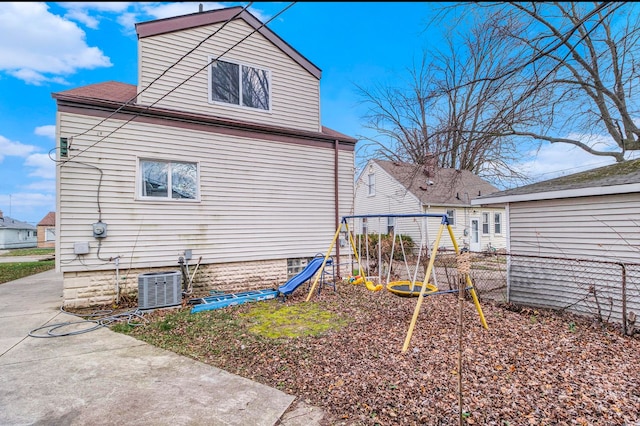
{"left": 507, "top": 193, "right": 640, "bottom": 326}
{"left": 137, "top": 19, "right": 320, "bottom": 132}
{"left": 353, "top": 161, "right": 507, "bottom": 251}
{"left": 354, "top": 161, "right": 423, "bottom": 245}
{"left": 338, "top": 150, "right": 356, "bottom": 220}
{"left": 508, "top": 194, "right": 640, "bottom": 261}
{"left": 475, "top": 207, "right": 507, "bottom": 250}
{"left": 57, "top": 112, "right": 351, "bottom": 273}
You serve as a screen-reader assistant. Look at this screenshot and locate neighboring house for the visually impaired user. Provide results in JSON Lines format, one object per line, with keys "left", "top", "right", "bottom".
{"left": 473, "top": 158, "right": 640, "bottom": 330}
{"left": 52, "top": 7, "right": 356, "bottom": 308}
{"left": 0, "top": 210, "right": 37, "bottom": 250}
{"left": 37, "top": 212, "right": 56, "bottom": 249}
{"left": 354, "top": 159, "right": 505, "bottom": 252}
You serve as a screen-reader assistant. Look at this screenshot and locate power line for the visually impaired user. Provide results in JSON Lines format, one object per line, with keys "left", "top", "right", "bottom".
{"left": 63, "top": 2, "right": 299, "bottom": 163}
{"left": 66, "top": 3, "right": 254, "bottom": 144}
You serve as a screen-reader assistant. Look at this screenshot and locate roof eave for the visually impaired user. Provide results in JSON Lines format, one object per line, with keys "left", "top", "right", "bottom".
{"left": 472, "top": 182, "right": 640, "bottom": 205}
{"left": 53, "top": 93, "right": 357, "bottom": 145}
{"left": 135, "top": 7, "right": 321, "bottom": 80}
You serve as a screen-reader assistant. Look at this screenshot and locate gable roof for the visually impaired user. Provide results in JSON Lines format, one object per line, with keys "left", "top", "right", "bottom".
{"left": 38, "top": 212, "right": 55, "bottom": 227}
{"left": 0, "top": 216, "right": 35, "bottom": 231}
{"left": 135, "top": 6, "right": 321, "bottom": 80}
{"left": 52, "top": 81, "right": 356, "bottom": 145}
{"left": 373, "top": 159, "right": 499, "bottom": 206}
{"left": 474, "top": 158, "right": 640, "bottom": 204}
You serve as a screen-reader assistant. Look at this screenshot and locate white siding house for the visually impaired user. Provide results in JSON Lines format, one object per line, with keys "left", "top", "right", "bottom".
{"left": 52, "top": 7, "right": 356, "bottom": 307}
{"left": 473, "top": 159, "right": 640, "bottom": 333}
{"left": 0, "top": 210, "right": 37, "bottom": 250}
{"left": 354, "top": 159, "right": 506, "bottom": 252}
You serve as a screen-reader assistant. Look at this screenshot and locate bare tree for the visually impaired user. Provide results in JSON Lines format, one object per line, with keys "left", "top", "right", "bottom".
{"left": 357, "top": 2, "right": 640, "bottom": 189}
{"left": 356, "top": 8, "right": 542, "bottom": 187}
{"left": 468, "top": 2, "right": 640, "bottom": 162}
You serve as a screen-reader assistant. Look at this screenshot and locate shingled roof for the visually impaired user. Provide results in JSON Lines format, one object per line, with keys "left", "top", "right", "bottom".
{"left": 52, "top": 81, "right": 356, "bottom": 144}
{"left": 475, "top": 158, "right": 640, "bottom": 204}
{"left": 374, "top": 159, "right": 499, "bottom": 206}
{"left": 38, "top": 212, "right": 56, "bottom": 227}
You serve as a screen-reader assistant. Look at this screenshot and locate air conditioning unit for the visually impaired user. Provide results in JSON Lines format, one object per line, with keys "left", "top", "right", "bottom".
{"left": 138, "top": 271, "right": 182, "bottom": 310}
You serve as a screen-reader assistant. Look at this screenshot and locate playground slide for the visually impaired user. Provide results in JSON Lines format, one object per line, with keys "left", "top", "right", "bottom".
{"left": 278, "top": 256, "right": 330, "bottom": 296}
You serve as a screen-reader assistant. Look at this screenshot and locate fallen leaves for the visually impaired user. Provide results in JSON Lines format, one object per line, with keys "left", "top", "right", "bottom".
{"left": 127, "top": 282, "right": 640, "bottom": 425}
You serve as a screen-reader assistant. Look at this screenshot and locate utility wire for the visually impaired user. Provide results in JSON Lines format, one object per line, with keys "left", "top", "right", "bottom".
{"left": 63, "top": 2, "right": 296, "bottom": 163}
{"left": 67, "top": 2, "right": 254, "bottom": 144}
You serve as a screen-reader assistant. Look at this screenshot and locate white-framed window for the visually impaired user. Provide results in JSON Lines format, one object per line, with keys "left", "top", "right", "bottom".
{"left": 494, "top": 212, "right": 502, "bottom": 234}
{"left": 482, "top": 212, "right": 490, "bottom": 234}
{"left": 387, "top": 216, "right": 395, "bottom": 234}
{"left": 209, "top": 58, "right": 271, "bottom": 111}
{"left": 139, "top": 159, "right": 199, "bottom": 201}
{"left": 45, "top": 228, "right": 55, "bottom": 241}
{"left": 367, "top": 173, "right": 375, "bottom": 196}
{"left": 446, "top": 209, "right": 455, "bottom": 226}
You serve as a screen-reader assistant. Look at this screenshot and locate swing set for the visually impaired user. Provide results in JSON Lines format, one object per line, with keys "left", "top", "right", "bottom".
{"left": 305, "top": 213, "right": 488, "bottom": 353}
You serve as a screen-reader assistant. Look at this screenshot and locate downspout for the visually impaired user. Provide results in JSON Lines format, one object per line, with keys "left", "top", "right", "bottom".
{"left": 334, "top": 139, "right": 340, "bottom": 278}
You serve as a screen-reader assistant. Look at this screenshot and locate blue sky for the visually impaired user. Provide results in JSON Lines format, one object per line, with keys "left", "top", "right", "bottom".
{"left": 0, "top": 2, "right": 622, "bottom": 225}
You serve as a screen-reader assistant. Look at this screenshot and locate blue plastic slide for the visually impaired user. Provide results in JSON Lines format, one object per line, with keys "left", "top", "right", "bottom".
{"left": 278, "top": 256, "right": 331, "bottom": 296}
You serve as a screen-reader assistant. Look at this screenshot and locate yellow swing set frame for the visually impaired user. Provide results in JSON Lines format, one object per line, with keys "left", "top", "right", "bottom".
{"left": 305, "top": 213, "right": 488, "bottom": 353}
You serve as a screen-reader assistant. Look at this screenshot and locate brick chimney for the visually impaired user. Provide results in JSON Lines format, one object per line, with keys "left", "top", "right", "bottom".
{"left": 422, "top": 154, "right": 438, "bottom": 178}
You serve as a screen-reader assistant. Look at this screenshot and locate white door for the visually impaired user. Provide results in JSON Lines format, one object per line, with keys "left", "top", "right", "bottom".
{"left": 470, "top": 218, "right": 481, "bottom": 251}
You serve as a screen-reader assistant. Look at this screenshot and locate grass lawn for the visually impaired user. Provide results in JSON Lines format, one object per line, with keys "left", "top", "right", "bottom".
{"left": 0, "top": 248, "right": 55, "bottom": 257}
{"left": 0, "top": 248, "right": 55, "bottom": 284}
{"left": 0, "top": 260, "right": 55, "bottom": 284}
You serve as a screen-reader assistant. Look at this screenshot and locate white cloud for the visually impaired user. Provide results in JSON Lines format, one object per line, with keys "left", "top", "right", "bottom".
{"left": 0, "top": 135, "right": 36, "bottom": 161}
{"left": 23, "top": 180, "right": 56, "bottom": 192}
{"left": 64, "top": 8, "right": 100, "bottom": 29}
{"left": 59, "top": 2, "right": 134, "bottom": 29}
{"left": 136, "top": 2, "right": 272, "bottom": 25}
{"left": 140, "top": 2, "right": 228, "bottom": 19}
{"left": 518, "top": 142, "right": 616, "bottom": 182}
{"left": 35, "top": 125, "right": 56, "bottom": 139}
{"left": 0, "top": 192, "right": 56, "bottom": 224}
{"left": 0, "top": 2, "right": 112, "bottom": 85}
{"left": 24, "top": 153, "right": 56, "bottom": 180}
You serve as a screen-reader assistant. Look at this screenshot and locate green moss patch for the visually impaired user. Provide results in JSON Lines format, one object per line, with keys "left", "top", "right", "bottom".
{"left": 240, "top": 301, "right": 348, "bottom": 339}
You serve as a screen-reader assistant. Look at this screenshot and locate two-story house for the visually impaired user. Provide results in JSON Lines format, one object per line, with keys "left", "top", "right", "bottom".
{"left": 53, "top": 6, "right": 356, "bottom": 308}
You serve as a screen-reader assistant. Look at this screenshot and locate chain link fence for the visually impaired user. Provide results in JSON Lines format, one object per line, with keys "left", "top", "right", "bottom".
{"left": 429, "top": 252, "right": 640, "bottom": 336}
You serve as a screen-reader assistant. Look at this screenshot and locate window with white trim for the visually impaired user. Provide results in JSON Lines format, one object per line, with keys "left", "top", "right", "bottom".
{"left": 494, "top": 212, "right": 502, "bottom": 234}
{"left": 140, "top": 159, "right": 198, "bottom": 200}
{"left": 482, "top": 212, "right": 490, "bottom": 234}
{"left": 45, "top": 228, "right": 55, "bottom": 241}
{"left": 367, "top": 173, "right": 375, "bottom": 196}
{"left": 387, "top": 216, "right": 395, "bottom": 234}
{"left": 210, "top": 58, "right": 270, "bottom": 111}
{"left": 446, "top": 209, "right": 455, "bottom": 226}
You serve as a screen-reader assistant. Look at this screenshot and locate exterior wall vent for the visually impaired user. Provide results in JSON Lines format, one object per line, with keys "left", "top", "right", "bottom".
{"left": 138, "top": 271, "right": 182, "bottom": 310}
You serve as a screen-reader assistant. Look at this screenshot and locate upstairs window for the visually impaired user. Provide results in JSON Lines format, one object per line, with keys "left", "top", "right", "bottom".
{"left": 367, "top": 173, "right": 375, "bottom": 196}
{"left": 210, "top": 58, "right": 270, "bottom": 111}
{"left": 140, "top": 159, "right": 199, "bottom": 201}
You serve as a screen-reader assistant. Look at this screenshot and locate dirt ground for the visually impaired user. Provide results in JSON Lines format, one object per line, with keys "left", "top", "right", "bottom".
{"left": 129, "top": 280, "right": 640, "bottom": 426}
